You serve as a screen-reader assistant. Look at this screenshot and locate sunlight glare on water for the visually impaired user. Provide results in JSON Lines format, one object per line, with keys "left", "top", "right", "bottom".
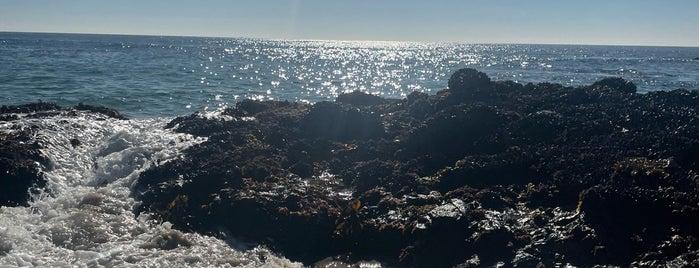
{"left": 1, "top": 33, "right": 697, "bottom": 118}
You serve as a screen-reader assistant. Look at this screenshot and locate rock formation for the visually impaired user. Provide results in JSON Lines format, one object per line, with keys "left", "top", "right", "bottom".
{"left": 134, "top": 68, "right": 699, "bottom": 267}
{"left": 3, "top": 68, "right": 698, "bottom": 267}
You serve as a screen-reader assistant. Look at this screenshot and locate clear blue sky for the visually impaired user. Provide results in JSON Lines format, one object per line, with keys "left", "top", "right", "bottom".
{"left": 1, "top": 0, "right": 698, "bottom": 46}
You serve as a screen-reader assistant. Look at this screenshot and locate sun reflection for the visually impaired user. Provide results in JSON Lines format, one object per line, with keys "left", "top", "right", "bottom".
{"left": 176, "top": 40, "right": 680, "bottom": 108}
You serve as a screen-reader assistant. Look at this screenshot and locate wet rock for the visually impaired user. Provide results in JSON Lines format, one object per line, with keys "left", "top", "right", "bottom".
{"left": 0, "top": 102, "right": 61, "bottom": 114}
{"left": 73, "top": 103, "right": 127, "bottom": 120}
{"left": 0, "top": 131, "right": 47, "bottom": 207}
{"left": 1, "top": 102, "right": 63, "bottom": 121}
{"left": 402, "top": 104, "right": 508, "bottom": 170}
{"left": 591, "top": 77, "right": 637, "bottom": 94}
{"left": 407, "top": 98, "right": 432, "bottom": 119}
{"left": 300, "top": 101, "right": 384, "bottom": 141}
{"left": 438, "top": 68, "right": 494, "bottom": 107}
{"left": 141, "top": 230, "right": 193, "bottom": 250}
{"left": 435, "top": 149, "right": 540, "bottom": 192}
{"left": 343, "top": 159, "right": 400, "bottom": 193}
{"left": 447, "top": 68, "right": 491, "bottom": 93}
{"left": 336, "top": 90, "right": 385, "bottom": 106}
{"left": 134, "top": 68, "right": 699, "bottom": 267}
{"left": 70, "top": 138, "right": 81, "bottom": 148}
{"left": 579, "top": 156, "right": 699, "bottom": 265}
{"left": 406, "top": 91, "right": 428, "bottom": 105}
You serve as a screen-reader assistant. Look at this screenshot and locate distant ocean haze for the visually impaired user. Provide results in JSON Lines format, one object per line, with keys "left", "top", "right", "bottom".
{"left": 1, "top": 32, "right": 698, "bottom": 118}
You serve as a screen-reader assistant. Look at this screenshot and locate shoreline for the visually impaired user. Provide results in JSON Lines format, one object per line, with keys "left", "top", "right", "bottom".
{"left": 2, "top": 68, "right": 699, "bottom": 266}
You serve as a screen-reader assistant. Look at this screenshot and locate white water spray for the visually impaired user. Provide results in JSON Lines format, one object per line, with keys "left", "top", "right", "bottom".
{"left": 0, "top": 111, "right": 300, "bottom": 267}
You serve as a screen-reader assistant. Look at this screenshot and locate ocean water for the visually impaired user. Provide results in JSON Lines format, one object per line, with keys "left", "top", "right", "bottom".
{"left": 1, "top": 32, "right": 698, "bottom": 118}
{"left": 1, "top": 32, "right": 699, "bottom": 267}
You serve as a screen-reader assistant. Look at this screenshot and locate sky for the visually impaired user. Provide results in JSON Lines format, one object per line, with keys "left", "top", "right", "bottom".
{"left": 1, "top": 0, "right": 698, "bottom": 47}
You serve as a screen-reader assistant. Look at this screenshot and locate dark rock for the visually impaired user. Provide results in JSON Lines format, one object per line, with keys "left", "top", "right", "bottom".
{"left": 70, "top": 138, "right": 81, "bottom": 148}
{"left": 447, "top": 68, "right": 491, "bottom": 93}
{"left": 407, "top": 98, "right": 432, "bottom": 119}
{"left": 0, "top": 102, "right": 61, "bottom": 114}
{"left": 336, "top": 90, "right": 385, "bottom": 106}
{"left": 0, "top": 131, "right": 47, "bottom": 207}
{"left": 343, "top": 159, "right": 399, "bottom": 193}
{"left": 226, "top": 99, "right": 297, "bottom": 117}
{"left": 406, "top": 91, "right": 428, "bottom": 105}
{"left": 591, "top": 77, "right": 637, "bottom": 94}
{"left": 300, "top": 101, "right": 384, "bottom": 141}
{"left": 134, "top": 68, "right": 699, "bottom": 267}
{"left": 402, "top": 104, "right": 507, "bottom": 169}
{"left": 579, "top": 156, "right": 699, "bottom": 265}
{"left": 73, "top": 103, "right": 127, "bottom": 119}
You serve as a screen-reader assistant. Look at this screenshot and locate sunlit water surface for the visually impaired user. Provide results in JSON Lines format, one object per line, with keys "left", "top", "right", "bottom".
{"left": 1, "top": 32, "right": 698, "bottom": 118}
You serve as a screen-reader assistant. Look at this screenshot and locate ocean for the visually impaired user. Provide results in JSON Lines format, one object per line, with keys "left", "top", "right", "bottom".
{"left": 1, "top": 32, "right": 698, "bottom": 267}
{"left": 2, "top": 32, "right": 698, "bottom": 118}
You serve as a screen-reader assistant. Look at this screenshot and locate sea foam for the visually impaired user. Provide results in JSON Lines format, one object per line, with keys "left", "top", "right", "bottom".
{"left": 0, "top": 111, "right": 300, "bottom": 267}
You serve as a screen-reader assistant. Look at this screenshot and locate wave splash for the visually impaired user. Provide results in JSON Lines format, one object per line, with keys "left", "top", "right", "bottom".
{"left": 0, "top": 111, "right": 299, "bottom": 267}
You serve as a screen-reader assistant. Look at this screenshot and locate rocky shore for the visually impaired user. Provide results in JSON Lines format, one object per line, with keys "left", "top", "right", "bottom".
{"left": 3, "top": 69, "right": 699, "bottom": 267}
{"left": 133, "top": 68, "right": 699, "bottom": 267}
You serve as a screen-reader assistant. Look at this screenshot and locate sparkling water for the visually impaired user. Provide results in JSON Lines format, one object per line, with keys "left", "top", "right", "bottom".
{"left": 2, "top": 32, "right": 698, "bottom": 118}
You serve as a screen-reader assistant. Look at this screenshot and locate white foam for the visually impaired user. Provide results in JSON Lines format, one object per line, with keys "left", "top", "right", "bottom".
{"left": 0, "top": 111, "right": 301, "bottom": 267}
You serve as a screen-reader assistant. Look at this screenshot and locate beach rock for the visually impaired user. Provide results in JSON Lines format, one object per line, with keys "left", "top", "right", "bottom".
{"left": 0, "top": 103, "right": 57, "bottom": 206}
{"left": 0, "top": 131, "right": 47, "bottom": 206}
{"left": 447, "top": 68, "right": 491, "bottom": 93}
{"left": 591, "top": 77, "right": 637, "bottom": 93}
{"left": 0, "top": 102, "right": 61, "bottom": 114}
{"left": 73, "top": 103, "right": 127, "bottom": 119}
{"left": 135, "top": 68, "right": 699, "bottom": 267}
{"left": 336, "top": 90, "right": 385, "bottom": 106}
{"left": 402, "top": 104, "right": 507, "bottom": 167}
{"left": 300, "top": 101, "right": 384, "bottom": 141}
{"left": 1, "top": 102, "right": 63, "bottom": 121}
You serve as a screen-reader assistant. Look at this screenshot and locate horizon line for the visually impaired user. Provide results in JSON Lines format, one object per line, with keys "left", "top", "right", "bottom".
{"left": 2, "top": 30, "right": 698, "bottom": 49}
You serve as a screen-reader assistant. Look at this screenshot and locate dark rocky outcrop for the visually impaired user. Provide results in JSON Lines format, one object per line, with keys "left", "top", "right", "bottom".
{"left": 0, "top": 102, "right": 63, "bottom": 206}
{"left": 0, "top": 102, "right": 62, "bottom": 114}
{"left": 0, "top": 102, "right": 63, "bottom": 121}
{"left": 448, "top": 67, "right": 492, "bottom": 93}
{"left": 74, "top": 103, "right": 127, "bottom": 120}
{"left": 300, "top": 101, "right": 384, "bottom": 141}
{"left": 0, "top": 131, "right": 47, "bottom": 206}
{"left": 336, "top": 90, "right": 385, "bottom": 106}
{"left": 591, "top": 77, "right": 637, "bottom": 94}
{"left": 134, "top": 68, "right": 699, "bottom": 267}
